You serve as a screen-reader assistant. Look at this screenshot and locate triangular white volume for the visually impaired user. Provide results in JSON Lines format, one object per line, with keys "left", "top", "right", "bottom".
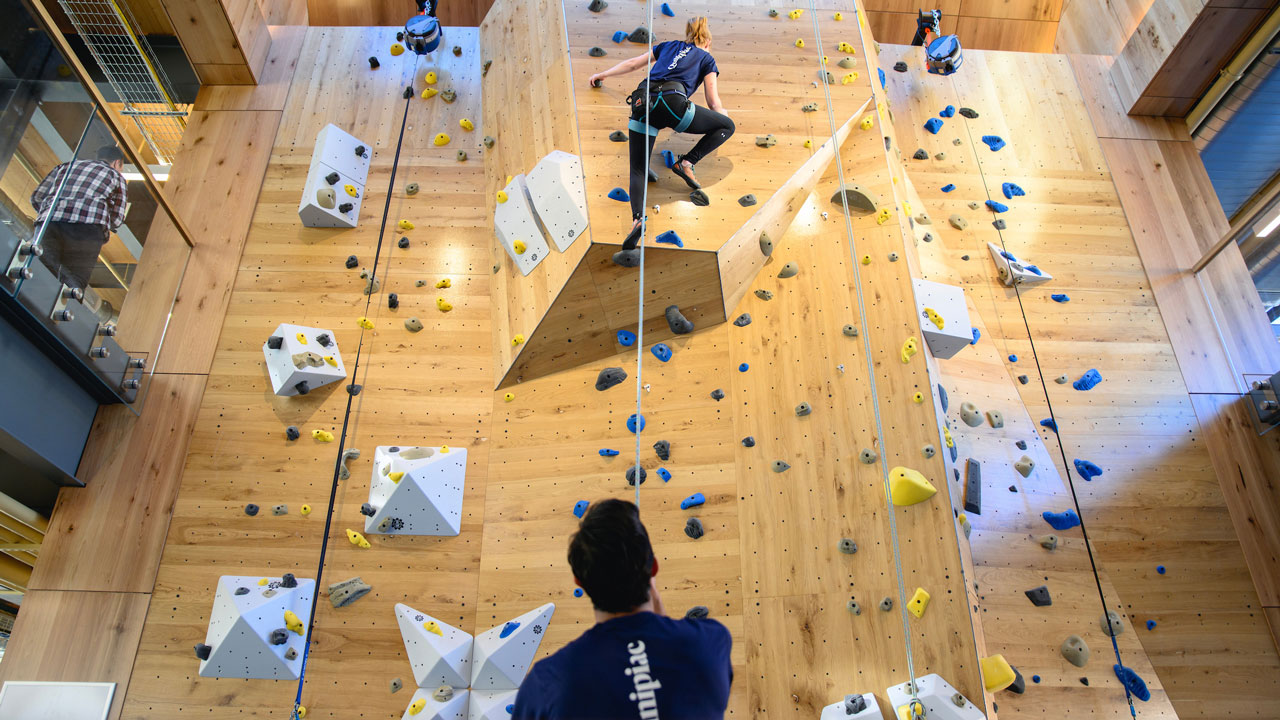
{"left": 468, "top": 690, "right": 518, "bottom": 720}
{"left": 470, "top": 603, "right": 555, "bottom": 691}
{"left": 987, "top": 242, "right": 1053, "bottom": 287}
{"left": 526, "top": 150, "right": 588, "bottom": 252}
{"left": 367, "top": 446, "right": 467, "bottom": 536}
{"left": 396, "top": 602, "right": 474, "bottom": 688}
{"left": 402, "top": 688, "right": 470, "bottom": 720}
{"left": 200, "top": 575, "right": 315, "bottom": 679}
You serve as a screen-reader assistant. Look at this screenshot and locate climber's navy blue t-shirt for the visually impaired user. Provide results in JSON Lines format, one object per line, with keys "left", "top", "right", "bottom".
{"left": 510, "top": 611, "right": 732, "bottom": 720}
{"left": 648, "top": 41, "right": 719, "bottom": 96}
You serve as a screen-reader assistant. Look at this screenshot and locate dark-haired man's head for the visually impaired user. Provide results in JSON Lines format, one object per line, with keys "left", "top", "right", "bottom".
{"left": 568, "top": 499, "right": 656, "bottom": 613}
{"left": 96, "top": 146, "right": 125, "bottom": 170}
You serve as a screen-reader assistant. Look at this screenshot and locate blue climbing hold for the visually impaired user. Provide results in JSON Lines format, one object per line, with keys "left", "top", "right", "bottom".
{"left": 1008, "top": 354, "right": 1018, "bottom": 362}
{"left": 1073, "top": 368, "right": 1102, "bottom": 391}
{"left": 924, "top": 117, "right": 943, "bottom": 134}
{"left": 618, "top": 330, "right": 636, "bottom": 346}
{"left": 500, "top": 621, "right": 520, "bottom": 638}
{"left": 1026, "top": 265, "right": 1043, "bottom": 275}
{"left": 612, "top": 30, "right": 628, "bottom": 43}
{"left": 1040, "top": 418, "right": 1058, "bottom": 432}
{"left": 941, "top": 183, "right": 956, "bottom": 193}
{"left": 1000, "top": 249, "right": 1018, "bottom": 262}
{"left": 658, "top": 468, "right": 671, "bottom": 482}
{"left": 507, "top": 705, "right": 516, "bottom": 714}
{"left": 573, "top": 588, "right": 584, "bottom": 597}
{"left": 982, "top": 135, "right": 1005, "bottom": 151}
{"left": 1074, "top": 458, "right": 1102, "bottom": 481}
{"left": 573, "top": 500, "right": 589, "bottom": 518}
{"left": 608, "top": 187, "right": 630, "bottom": 202}
{"left": 1043, "top": 509, "right": 1081, "bottom": 530}
{"left": 627, "top": 413, "right": 646, "bottom": 433}
{"left": 652, "top": 343, "right": 672, "bottom": 362}
{"left": 1157, "top": 565, "right": 1166, "bottom": 575}
{"left": 738, "top": 363, "right": 749, "bottom": 372}
{"left": 986, "top": 199, "right": 1009, "bottom": 213}
{"left": 1051, "top": 293, "right": 1070, "bottom": 303}
{"left": 971, "top": 328, "right": 981, "bottom": 345}
{"left": 1002, "top": 182, "right": 1025, "bottom": 199}
{"left": 681, "top": 492, "right": 706, "bottom": 509}
{"left": 661, "top": 149, "right": 676, "bottom": 168}
{"left": 878, "top": 67, "right": 886, "bottom": 90}
{"left": 661, "top": 2, "right": 674, "bottom": 17}
{"left": 1113, "top": 664, "right": 1151, "bottom": 702}
{"left": 656, "top": 230, "right": 684, "bottom": 247}
{"left": 599, "top": 448, "right": 620, "bottom": 457}
{"left": 939, "top": 105, "right": 955, "bottom": 118}
{"left": 1032, "top": 675, "right": 1041, "bottom": 684}
{"left": 1146, "top": 620, "right": 1157, "bottom": 630}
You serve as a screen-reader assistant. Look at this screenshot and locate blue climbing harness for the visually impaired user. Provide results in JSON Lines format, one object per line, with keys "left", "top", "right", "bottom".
{"left": 627, "top": 80, "right": 696, "bottom": 136}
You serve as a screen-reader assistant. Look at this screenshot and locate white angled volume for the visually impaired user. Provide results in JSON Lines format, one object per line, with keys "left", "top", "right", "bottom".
{"left": 526, "top": 151, "right": 588, "bottom": 252}
{"left": 494, "top": 174, "right": 550, "bottom": 276}
{"left": 470, "top": 603, "right": 555, "bottom": 691}
{"left": 468, "top": 690, "right": 518, "bottom": 720}
{"left": 818, "top": 692, "right": 883, "bottom": 719}
{"left": 367, "top": 446, "right": 467, "bottom": 536}
{"left": 402, "top": 687, "right": 470, "bottom": 720}
{"left": 987, "top": 242, "right": 1053, "bottom": 287}
{"left": 299, "top": 124, "right": 371, "bottom": 229}
{"left": 199, "top": 575, "right": 315, "bottom": 680}
{"left": 885, "top": 674, "right": 985, "bottom": 720}
{"left": 396, "top": 603, "right": 474, "bottom": 688}
{"left": 263, "top": 323, "right": 347, "bottom": 397}
{"left": 911, "top": 278, "right": 973, "bottom": 360}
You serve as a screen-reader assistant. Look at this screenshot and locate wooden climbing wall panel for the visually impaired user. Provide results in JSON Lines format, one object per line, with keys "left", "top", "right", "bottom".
{"left": 878, "top": 40, "right": 1280, "bottom": 717}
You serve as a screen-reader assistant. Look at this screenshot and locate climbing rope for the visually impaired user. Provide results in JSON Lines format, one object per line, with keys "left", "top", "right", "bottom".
{"left": 631, "top": 0, "right": 656, "bottom": 509}
{"left": 806, "top": 1, "right": 921, "bottom": 704}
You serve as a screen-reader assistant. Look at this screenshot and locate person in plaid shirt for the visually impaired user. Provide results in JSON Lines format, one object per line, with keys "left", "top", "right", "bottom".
{"left": 29, "top": 146, "right": 128, "bottom": 289}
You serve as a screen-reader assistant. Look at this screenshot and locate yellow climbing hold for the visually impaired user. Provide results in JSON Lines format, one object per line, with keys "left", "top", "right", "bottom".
{"left": 907, "top": 587, "right": 930, "bottom": 618}
{"left": 390, "top": 43, "right": 405, "bottom": 56}
{"left": 285, "top": 609, "right": 304, "bottom": 634}
{"left": 389, "top": 471, "right": 405, "bottom": 484}
{"left": 876, "top": 208, "right": 891, "bottom": 225}
{"left": 795, "top": 38, "right": 804, "bottom": 48}
{"left": 842, "top": 73, "right": 857, "bottom": 84}
{"left": 834, "top": 11, "right": 843, "bottom": 20}
{"left": 822, "top": 55, "right": 829, "bottom": 64}
{"left": 423, "top": 620, "right": 443, "bottom": 636}
{"left": 422, "top": 88, "right": 438, "bottom": 99}
{"left": 504, "top": 392, "right": 515, "bottom": 402}
{"left": 981, "top": 654, "right": 1017, "bottom": 693}
{"left": 789, "top": 9, "right": 803, "bottom": 19}
{"left": 435, "top": 278, "right": 451, "bottom": 288}
{"left": 903, "top": 201, "right": 912, "bottom": 216}
{"left": 888, "top": 466, "right": 937, "bottom": 506}
{"left": 324, "top": 355, "right": 337, "bottom": 367}
{"left": 513, "top": 240, "right": 527, "bottom": 255}
{"left": 803, "top": 139, "right": 812, "bottom": 148}
{"left": 399, "top": 219, "right": 415, "bottom": 231}
{"left": 440, "top": 445, "right": 450, "bottom": 454}
{"left": 460, "top": 118, "right": 474, "bottom": 131}
{"left": 901, "top": 337, "right": 918, "bottom": 363}
{"left": 357, "top": 316, "right": 374, "bottom": 329}
{"left": 861, "top": 254, "right": 871, "bottom": 265}
{"left": 344, "top": 184, "right": 358, "bottom": 197}
{"left": 296, "top": 332, "right": 308, "bottom": 344}
{"left": 301, "top": 504, "right": 312, "bottom": 516}
{"left": 838, "top": 41, "right": 855, "bottom": 53}
{"left": 346, "top": 529, "right": 371, "bottom": 548}
{"left": 408, "top": 699, "right": 426, "bottom": 716}
{"left": 434, "top": 133, "right": 450, "bottom": 146}
{"left": 425, "top": 71, "right": 437, "bottom": 84}
{"left": 312, "top": 429, "right": 335, "bottom": 442}
{"left": 860, "top": 115, "right": 874, "bottom": 130}
{"left": 943, "top": 425, "right": 954, "bottom": 448}
{"left": 924, "top": 307, "right": 944, "bottom": 330}
{"left": 259, "top": 577, "right": 269, "bottom": 586}
{"left": 912, "top": 392, "right": 924, "bottom": 404}
{"left": 296, "top": 706, "right": 306, "bottom": 718}
{"left": 496, "top": 190, "right": 508, "bottom": 204}
{"left": 436, "top": 297, "right": 453, "bottom": 312}
{"left": 512, "top": 334, "right": 524, "bottom": 346}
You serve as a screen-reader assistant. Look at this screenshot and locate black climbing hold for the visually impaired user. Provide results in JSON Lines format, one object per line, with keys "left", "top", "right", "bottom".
{"left": 738, "top": 194, "right": 757, "bottom": 207}
{"left": 959, "top": 107, "right": 979, "bottom": 119}
{"left": 402, "top": 86, "right": 414, "bottom": 99}
{"left": 453, "top": 46, "right": 462, "bottom": 56}
{"left": 741, "top": 436, "right": 755, "bottom": 447}
{"left": 627, "top": 26, "right": 651, "bottom": 43}
{"left": 1009, "top": 485, "right": 1018, "bottom": 492}
{"left": 316, "top": 333, "right": 331, "bottom": 347}
{"left": 589, "top": 46, "right": 607, "bottom": 57}
{"left": 1009, "top": 667, "right": 1026, "bottom": 694}
{"left": 710, "top": 389, "right": 725, "bottom": 401}
{"left": 360, "top": 503, "right": 376, "bottom": 517}
{"left": 286, "top": 426, "right": 300, "bottom": 441}
{"left": 685, "top": 517, "right": 704, "bottom": 539}
{"left": 294, "top": 380, "right": 310, "bottom": 395}
{"left": 626, "top": 465, "right": 647, "bottom": 486}
{"left": 267, "top": 335, "right": 283, "bottom": 350}
{"left": 1025, "top": 585, "right": 1052, "bottom": 606}
{"left": 653, "top": 440, "right": 670, "bottom": 461}
{"left": 685, "top": 605, "right": 710, "bottom": 619}
{"left": 964, "top": 458, "right": 981, "bottom": 514}
{"left": 993, "top": 219, "right": 1007, "bottom": 230}
{"left": 690, "top": 189, "right": 710, "bottom": 206}
{"left": 388, "top": 293, "right": 399, "bottom": 309}
{"left": 326, "top": 172, "right": 340, "bottom": 185}
{"left": 923, "top": 232, "right": 933, "bottom": 242}
{"left": 338, "top": 203, "right": 353, "bottom": 213}
{"left": 609, "top": 130, "right": 626, "bottom": 142}
{"left": 893, "top": 61, "right": 908, "bottom": 72}
{"left": 1018, "top": 374, "right": 1028, "bottom": 384}
{"left": 281, "top": 573, "right": 298, "bottom": 588}
{"left": 355, "top": 147, "right": 366, "bottom": 160}
{"left": 1080, "top": 677, "right": 1089, "bottom": 686}
{"left": 733, "top": 313, "right": 752, "bottom": 327}
{"left": 612, "top": 249, "right": 641, "bottom": 267}
{"left": 665, "top": 305, "right": 694, "bottom": 334}
{"left": 845, "top": 696, "right": 868, "bottom": 714}
{"left": 269, "top": 628, "right": 289, "bottom": 645}
{"left": 1016, "top": 440, "right": 1027, "bottom": 450}
{"left": 347, "top": 383, "right": 362, "bottom": 396}
{"left": 961, "top": 254, "right": 970, "bottom": 261}
{"left": 588, "top": 0, "right": 607, "bottom": 11}
{"left": 368, "top": 56, "right": 380, "bottom": 69}
{"left": 194, "top": 643, "right": 212, "bottom": 660}
{"left": 345, "top": 255, "right": 358, "bottom": 269}
{"left": 235, "top": 586, "right": 249, "bottom": 595}
{"left": 938, "top": 384, "right": 948, "bottom": 413}
{"left": 912, "top": 148, "right": 928, "bottom": 160}
{"left": 245, "top": 503, "right": 259, "bottom": 516}
{"left": 647, "top": 167, "right": 658, "bottom": 182}
{"left": 596, "top": 367, "right": 628, "bottom": 391}
{"left": 398, "top": 237, "right": 410, "bottom": 248}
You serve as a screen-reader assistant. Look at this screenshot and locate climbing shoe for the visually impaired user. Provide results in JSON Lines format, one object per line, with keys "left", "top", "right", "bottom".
{"left": 671, "top": 158, "right": 701, "bottom": 190}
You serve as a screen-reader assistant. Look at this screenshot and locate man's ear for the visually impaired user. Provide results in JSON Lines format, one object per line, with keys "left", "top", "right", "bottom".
{"left": 573, "top": 576, "right": 582, "bottom": 588}
{"left": 650, "top": 558, "right": 659, "bottom": 577}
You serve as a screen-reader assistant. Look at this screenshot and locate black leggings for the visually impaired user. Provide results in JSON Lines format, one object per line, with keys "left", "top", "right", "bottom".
{"left": 628, "top": 103, "right": 735, "bottom": 219}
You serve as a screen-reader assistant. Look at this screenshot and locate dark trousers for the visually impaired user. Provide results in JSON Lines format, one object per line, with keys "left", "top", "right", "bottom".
{"left": 37, "top": 221, "right": 108, "bottom": 290}
{"left": 628, "top": 103, "right": 735, "bottom": 219}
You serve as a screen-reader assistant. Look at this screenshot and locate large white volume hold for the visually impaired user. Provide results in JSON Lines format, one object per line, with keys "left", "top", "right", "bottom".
{"left": 494, "top": 174, "right": 551, "bottom": 276}
{"left": 470, "top": 603, "right": 556, "bottom": 691}
{"left": 367, "top": 446, "right": 467, "bottom": 536}
{"left": 885, "top": 674, "right": 985, "bottom": 720}
{"left": 396, "top": 602, "right": 474, "bottom": 688}
{"left": 526, "top": 151, "right": 588, "bottom": 252}
{"left": 262, "top": 323, "right": 347, "bottom": 396}
{"left": 402, "top": 687, "right": 471, "bottom": 720}
{"left": 911, "top": 279, "right": 974, "bottom": 360}
{"left": 199, "top": 575, "right": 315, "bottom": 680}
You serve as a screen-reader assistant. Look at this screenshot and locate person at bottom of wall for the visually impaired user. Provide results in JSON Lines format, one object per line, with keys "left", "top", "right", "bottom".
{"left": 29, "top": 145, "right": 128, "bottom": 290}
{"left": 510, "top": 499, "right": 733, "bottom": 719}
{"left": 587, "top": 17, "right": 735, "bottom": 253}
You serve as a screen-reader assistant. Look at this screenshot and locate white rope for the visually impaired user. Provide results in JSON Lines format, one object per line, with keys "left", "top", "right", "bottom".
{"left": 632, "top": 0, "right": 656, "bottom": 508}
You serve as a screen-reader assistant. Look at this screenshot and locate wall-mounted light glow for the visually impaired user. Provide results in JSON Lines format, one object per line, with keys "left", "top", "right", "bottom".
{"left": 1256, "top": 212, "right": 1280, "bottom": 238}
{"left": 122, "top": 164, "right": 171, "bottom": 182}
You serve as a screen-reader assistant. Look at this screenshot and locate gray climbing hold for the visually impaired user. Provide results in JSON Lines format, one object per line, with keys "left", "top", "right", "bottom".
{"left": 759, "top": 233, "right": 774, "bottom": 256}
{"left": 267, "top": 335, "right": 284, "bottom": 350}
{"left": 690, "top": 189, "right": 710, "bottom": 206}
{"left": 879, "top": 597, "right": 893, "bottom": 611}
{"left": 328, "top": 576, "right": 373, "bottom": 608}
{"left": 339, "top": 448, "right": 361, "bottom": 480}
{"left": 1054, "top": 374, "right": 1069, "bottom": 384}
{"left": 609, "top": 130, "right": 626, "bottom": 142}
{"left": 1018, "top": 374, "right": 1029, "bottom": 384}
{"left": 685, "top": 517, "right": 704, "bottom": 539}
{"left": 915, "top": 213, "right": 932, "bottom": 225}
{"left": 710, "top": 388, "right": 725, "bottom": 401}
{"left": 741, "top": 436, "right": 755, "bottom": 447}
{"left": 262, "top": 588, "right": 277, "bottom": 598}
{"left": 272, "top": 504, "right": 288, "bottom": 516}
{"left": 244, "top": 503, "right": 259, "bottom": 516}
{"left": 755, "top": 289, "right": 774, "bottom": 300}
{"left": 612, "top": 248, "right": 642, "bottom": 267}
{"left": 1008, "top": 667, "right": 1026, "bottom": 694}
{"left": 755, "top": 135, "right": 777, "bottom": 147}
{"left": 627, "top": 26, "right": 650, "bottom": 43}
{"left": 993, "top": 219, "right": 1006, "bottom": 230}
{"left": 1100, "top": 610, "right": 1126, "bottom": 636}
{"left": 922, "top": 444, "right": 935, "bottom": 458}
{"left": 1039, "top": 534, "right": 1058, "bottom": 550}
{"left": 456, "top": 150, "right": 467, "bottom": 162}
{"left": 795, "top": 402, "right": 812, "bottom": 417}
{"left": 842, "top": 324, "right": 859, "bottom": 337}
{"left": 483, "top": 136, "right": 495, "bottom": 148}
{"left": 665, "top": 305, "right": 695, "bottom": 334}
{"left": 733, "top": 313, "right": 752, "bottom": 327}
{"left": 960, "top": 401, "right": 983, "bottom": 427}
{"left": 588, "top": 0, "right": 607, "bottom": 10}
{"left": 923, "top": 233, "right": 934, "bottom": 243}
{"left": 406, "top": 182, "right": 420, "bottom": 195}
{"left": 821, "top": 70, "right": 835, "bottom": 84}
{"left": 888, "top": 252, "right": 899, "bottom": 262}
{"left": 838, "top": 57, "right": 856, "bottom": 69}
{"left": 653, "top": 439, "right": 670, "bottom": 461}
{"left": 959, "top": 107, "right": 979, "bottom": 118}
{"left": 838, "top": 538, "right": 858, "bottom": 554}
{"left": 284, "top": 647, "right": 298, "bottom": 661}
{"left": 235, "top": 586, "right": 249, "bottom": 595}
{"left": 1025, "top": 585, "right": 1052, "bottom": 606}
{"left": 416, "top": 279, "right": 427, "bottom": 287}
{"left": 949, "top": 214, "right": 968, "bottom": 230}
{"left": 894, "top": 61, "right": 908, "bottom": 72}
{"left": 1016, "top": 440, "right": 1027, "bottom": 450}
{"left": 286, "top": 426, "right": 300, "bottom": 441}
{"left": 934, "top": 152, "right": 946, "bottom": 161}
{"left": 441, "top": 89, "right": 456, "bottom": 103}
{"left": 771, "top": 460, "right": 791, "bottom": 473}
{"left": 685, "top": 605, "right": 710, "bottom": 619}
{"left": 390, "top": 678, "right": 403, "bottom": 694}
{"left": 953, "top": 138, "right": 962, "bottom": 145}
{"left": 1014, "top": 455, "right": 1034, "bottom": 478}
{"left": 777, "top": 262, "right": 799, "bottom": 278}
{"left": 830, "top": 186, "right": 879, "bottom": 216}
{"left": 1061, "top": 635, "right": 1090, "bottom": 667}
{"left": 360, "top": 503, "right": 376, "bottom": 517}
{"left": 986, "top": 410, "right": 1004, "bottom": 429}
{"left": 913, "top": 148, "right": 928, "bottom": 160}
{"left": 738, "top": 194, "right": 757, "bottom": 206}
{"left": 859, "top": 448, "right": 877, "bottom": 464}
{"left": 360, "top": 268, "right": 380, "bottom": 295}
{"left": 269, "top": 629, "right": 289, "bottom": 645}
{"left": 193, "top": 643, "right": 212, "bottom": 660}
{"left": 626, "top": 465, "right": 647, "bottom": 485}
{"left": 377, "top": 517, "right": 392, "bottom": 532}
{"left": 433, "top": 686, "right": 455, "bottom": 702}
{"left": 847, "top": 599, "right": 861, "bottom": 614}
{"left": 589, "top": 46, "right": 607, "bottom": 57}
{"left": 968, "top": 201, "right": 980, "bottom": 210}
{"left": 802, "top": 103, "right": 818, "bottom": 112}
{"left": 964, "top": 458, "right": 981, "bottom": 514}
{"left": 405, "top": 317, "right": 424, "bottom": 332}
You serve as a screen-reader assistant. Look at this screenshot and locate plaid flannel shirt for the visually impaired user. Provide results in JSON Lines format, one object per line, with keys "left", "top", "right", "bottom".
{"left": 30, "top": 159, "right": 127, "bottom": 230}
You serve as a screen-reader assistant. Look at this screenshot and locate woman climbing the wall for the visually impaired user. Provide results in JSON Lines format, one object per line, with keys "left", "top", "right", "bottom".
{"left": 588, "top": 16, "right": 735, "bottom": 253}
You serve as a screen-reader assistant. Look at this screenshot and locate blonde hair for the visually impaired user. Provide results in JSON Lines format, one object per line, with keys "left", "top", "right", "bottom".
{"left": 685, "top": 17, "right": 711, "bottom": 47}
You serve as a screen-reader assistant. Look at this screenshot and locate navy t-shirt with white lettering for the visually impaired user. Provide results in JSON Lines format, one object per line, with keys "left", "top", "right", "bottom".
{"left": 648, "top": 41, "right": 719, "bottom": 96}
{"left": 510, "top": 611, "right": 732, "bottom": 720}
